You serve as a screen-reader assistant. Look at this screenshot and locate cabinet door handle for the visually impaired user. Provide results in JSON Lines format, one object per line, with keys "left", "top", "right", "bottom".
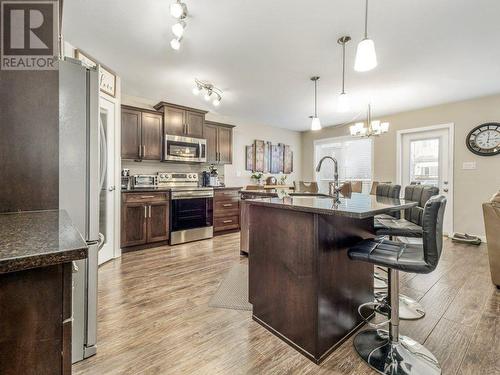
{"left": 138, "top": 145, "right": 142, "bottom": 158}
{"left": 223, "top": 203, "right": 233, "bottom": 207}
{"left": 144, "top": 206, "right": 147, "bottom": 217}
{"left": 223, "top": 220, "right": 233, "bottom": 224}
{"left": 143, "top": 145, "right": 146, "bottom": 157}
{"left": 149, "top": 205, "right": 152, "bottom": 218}
{"left": 140, "top": 195, "right": 155, "bottom": 199}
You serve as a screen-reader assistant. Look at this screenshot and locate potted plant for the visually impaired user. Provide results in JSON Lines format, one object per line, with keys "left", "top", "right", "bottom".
{"left": 251, "top": 172, "right": 263, "bottom": 186}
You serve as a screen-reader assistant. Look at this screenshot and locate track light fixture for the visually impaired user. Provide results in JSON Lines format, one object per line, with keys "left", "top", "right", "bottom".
{"left": 192, "top": 79, "right": 223, "bottom": 107}
{"left": 170, "top": 1, "right": 188, "bottom": 50}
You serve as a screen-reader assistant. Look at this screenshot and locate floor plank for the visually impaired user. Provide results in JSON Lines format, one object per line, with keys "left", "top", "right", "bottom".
{"left": 73, "top": 235, "right": 498, "bottom": 375}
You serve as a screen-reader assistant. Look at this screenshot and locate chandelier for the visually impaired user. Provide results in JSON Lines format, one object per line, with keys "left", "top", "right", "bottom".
{"left": 192, "top": 79, "right": 223, "bottom": 107}
{"left": 349, "top": 104, "right": 389, "bottom": 137}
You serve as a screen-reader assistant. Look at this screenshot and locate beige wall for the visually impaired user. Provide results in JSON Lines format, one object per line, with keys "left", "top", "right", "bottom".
{"left": 302, "top": 94, "right": 500, "bottom": 238}
{"left": 122, "top": 94, "right": 302, "bottom": 187}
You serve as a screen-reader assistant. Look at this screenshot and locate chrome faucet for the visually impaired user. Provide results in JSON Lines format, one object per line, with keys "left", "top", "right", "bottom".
{"left": 316, "top": 156, "right": 341, "bottom": 201}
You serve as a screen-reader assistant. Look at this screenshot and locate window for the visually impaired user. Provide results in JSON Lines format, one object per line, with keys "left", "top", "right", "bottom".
{"left": 314, "top": 137, "right": 373, "bottom": 193}
{"left": 409, "top": 138, "right": 439, "bottom": 187}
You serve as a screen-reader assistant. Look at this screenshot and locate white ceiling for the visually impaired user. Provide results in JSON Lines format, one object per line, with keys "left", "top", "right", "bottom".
{"left": 63, "top": 0, "right": 500, "bottom": 132}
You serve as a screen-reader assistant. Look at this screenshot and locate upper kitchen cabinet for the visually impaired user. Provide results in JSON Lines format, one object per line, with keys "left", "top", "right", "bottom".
{"left": 154, "top": 101, "right": 207, "bottom": 139}
{"left": 121, "top": 105, "right": 163, "bottom": 161}
{"left": 204, "top": 121, "right": 235, "bottom": 164}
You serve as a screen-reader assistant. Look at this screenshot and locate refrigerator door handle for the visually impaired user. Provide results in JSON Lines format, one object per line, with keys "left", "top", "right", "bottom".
{"left": 98, "top": 117, "right": 107, "bottom": 190}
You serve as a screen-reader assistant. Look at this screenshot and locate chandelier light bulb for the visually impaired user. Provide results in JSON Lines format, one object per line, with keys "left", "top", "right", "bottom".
{"left": 380, "top": 122, "right": 390, "bottom": 133}
{"left": 337, "top": 92, "right": 350, "bottom": 113}
{"left": 311, "top": 117, "right": 322, "bottom": 131}
{"left": 354, "top": 38, "right": 377, "bottom": 72}
{"left": 170, "top": 2, "right": 184, "bottom": 18}
{"left": 172, "top": 21, "right": 186, "bottom": 38}
{"left": 170, "top": 38, "right": 181, "bottom": 50}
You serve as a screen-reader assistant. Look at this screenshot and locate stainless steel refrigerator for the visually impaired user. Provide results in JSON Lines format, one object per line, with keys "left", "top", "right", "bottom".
{"left": 59, "top": 57, "right": 101, "bottom": 363}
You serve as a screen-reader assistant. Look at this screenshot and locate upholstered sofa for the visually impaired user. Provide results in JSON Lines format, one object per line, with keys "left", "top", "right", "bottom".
{"left": 483, "top": 191, "right": 500, "bottom": 288}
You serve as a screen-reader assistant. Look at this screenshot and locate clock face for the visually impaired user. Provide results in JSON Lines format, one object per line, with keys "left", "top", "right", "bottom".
{"left": 466, "top": 123, "right": 500, "bottom": 156}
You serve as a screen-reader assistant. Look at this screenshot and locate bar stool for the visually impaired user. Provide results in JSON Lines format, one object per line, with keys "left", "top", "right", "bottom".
{"left": 348, "top": 195, "right": 446, "bottom": 375}
{"left": 375, "top": 184, "right": 439, "bottom": 320}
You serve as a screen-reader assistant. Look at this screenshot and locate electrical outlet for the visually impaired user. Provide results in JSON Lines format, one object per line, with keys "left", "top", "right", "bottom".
{"left": 462, "top": 161, "right": 476, "bottom": 170}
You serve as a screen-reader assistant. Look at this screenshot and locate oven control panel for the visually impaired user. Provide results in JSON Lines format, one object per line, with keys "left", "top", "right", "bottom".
{"left": 158, "top": 172, "right": 199, "bottom": 184}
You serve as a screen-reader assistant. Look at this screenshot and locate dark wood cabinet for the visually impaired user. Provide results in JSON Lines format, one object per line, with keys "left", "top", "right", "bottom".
{"left": 121, "top": 192, "right": 170, "bottom": 248}
{"left": 154, "top": 101, "right": 207, "bottom": 138}
{"left": 121, "top": 105, "right": 163, "bottom": 161}
{"left": 205, "top": 121, "right": 234, "bottom": 164}
{"left": 147, "top": 203, "right": 170, "bottom": 242}
{"left": 213, "top": 188, "right": 241, "bottom": 233}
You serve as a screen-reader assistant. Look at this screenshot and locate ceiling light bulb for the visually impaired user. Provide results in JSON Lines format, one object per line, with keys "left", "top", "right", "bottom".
{"left": 337, "top": 92, "right": 350, "bottom": 113}
{"left": 354, "top": 38, "right": 377, "bottom": 72}
{"left": 192, "top": 86, "right": 200, "bottom": 95}
{"left": 204, "top": 92, "right": 211, "bottom": 101}
{"left": 170, "top": 2, "right": 184, "bottom": 18}
{"left": 212, "top": 98, "right": 221, "bottom": 106}
{"left": 380, "top": 122, "right": 389, "bottom": 132}
{"left": 311, "top": 117, "right": 322, "bottom": 131}
{"left": 170, "top": 38, "right": 181, "bottom": 50}
{"left": 172, "top": 21, "right": 186, "bottom": 38}
{"left": 371, "top": 120, "right": 381, "bottom": 133}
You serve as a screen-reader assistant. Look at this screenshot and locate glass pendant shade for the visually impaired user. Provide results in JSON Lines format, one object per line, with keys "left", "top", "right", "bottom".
{"left": 380, "top": 122, "right": 389, "bottom": 132}
{"left": 311, "top": 117, "right": 322, "bottom": 131}
{"left": 170, "top": 38, "right": 181, "bottom": 50}
{"left": 170, "top": 3, "right": 184, "bottom": 18}
{"left": 172, "top": 21, "right": 186, "bottom": 38}
{"left": 354, "top": 38, "right": 377, "bottom": 72}
{"left": 337, "top": 92, "right": 350, "bottom": 113}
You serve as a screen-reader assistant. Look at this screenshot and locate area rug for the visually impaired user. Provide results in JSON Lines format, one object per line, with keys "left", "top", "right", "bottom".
{"left": 208, "top": 263, "right": 252, "bottom": 311}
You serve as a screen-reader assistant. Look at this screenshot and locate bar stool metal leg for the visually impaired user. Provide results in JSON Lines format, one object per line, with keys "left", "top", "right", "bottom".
{"left": 353, "top": 269, "right": 441, "bottom": 375}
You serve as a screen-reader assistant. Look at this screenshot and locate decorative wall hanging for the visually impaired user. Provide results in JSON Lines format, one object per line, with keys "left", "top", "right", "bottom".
{"left": 246, "top": 141, "right": 293, "bottom": 174}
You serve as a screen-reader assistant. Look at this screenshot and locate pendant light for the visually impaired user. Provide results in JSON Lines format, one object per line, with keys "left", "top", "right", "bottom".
{"left": 310, "top": 76, "right": 322, "bottom": 131}
{"left": 337, "top": 36, "right": 351, "bottom": 112}
{"left": 354, "top": 0, "right": 377, "bottom": 72}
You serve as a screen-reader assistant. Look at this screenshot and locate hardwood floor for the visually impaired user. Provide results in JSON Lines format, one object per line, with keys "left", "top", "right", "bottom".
{"left": 73, "top": 234, "right": 499, "bottom": 375}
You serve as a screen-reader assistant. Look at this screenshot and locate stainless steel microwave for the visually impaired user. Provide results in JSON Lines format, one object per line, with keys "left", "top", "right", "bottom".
{"left": 164, "top": 135, "right": 207, "bottom": 163}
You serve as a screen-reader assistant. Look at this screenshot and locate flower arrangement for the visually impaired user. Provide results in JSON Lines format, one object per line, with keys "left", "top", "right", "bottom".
{"left": 251, "top": 172, "right": 263, "bottom": 185}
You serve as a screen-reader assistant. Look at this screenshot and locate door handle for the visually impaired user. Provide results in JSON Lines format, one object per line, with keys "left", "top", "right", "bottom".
{"left": 108, "top": 186, "right": 116, "bottom": 191}
{"left": 443, "top": 188, "right": 449, "bottom": 193}
{"left": 223, "top": 204, "right": 233, "bottom": 207}
{"left": 138, "top": 145, "right": 142, "bottom": 158}
{"left": 223, "top": 220, "right": 233, "bottom": 224}
{"left": 143, "top": 145, "right": 146, "bottom": 157}
{"left": 144, "top": 206, "right": 147, "bottom": 217}
{"left": 149, "top": 205, "right": 152, "bottom": 218}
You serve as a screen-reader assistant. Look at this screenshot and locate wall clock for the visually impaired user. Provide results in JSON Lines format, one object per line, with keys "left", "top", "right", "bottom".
{"left": 466, "top": 123, "right": 500, "bottom": 156}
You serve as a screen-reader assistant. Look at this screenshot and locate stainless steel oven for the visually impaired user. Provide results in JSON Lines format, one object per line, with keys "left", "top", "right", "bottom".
{"left": 170, "top": 187, "right": 214, "bottom": 245}
{"left": 164, "top": 135, "right": 207, "bottom": 163}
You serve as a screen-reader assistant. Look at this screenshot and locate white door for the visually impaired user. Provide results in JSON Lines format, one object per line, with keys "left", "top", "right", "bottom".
{"left": 98, "top": 97, "right": 116, "bottom": 264}
{"left": 398, "top": 125, "right": 453, "bottom": 235}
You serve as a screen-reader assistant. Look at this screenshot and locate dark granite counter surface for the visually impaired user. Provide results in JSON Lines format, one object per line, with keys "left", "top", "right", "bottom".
{"left": 213, "top": 186, "right": 243, "bottom": 191}
{"left": 245, "top": 192, "right": 417, "bottom": 219}
{"left": 0, "top": 210, "right": 88, "bottom": 274}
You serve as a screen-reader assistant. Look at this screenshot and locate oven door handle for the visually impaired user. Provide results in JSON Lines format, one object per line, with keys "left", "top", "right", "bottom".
{"left": 171, "top": 194, "right": 214, "bottom": 200}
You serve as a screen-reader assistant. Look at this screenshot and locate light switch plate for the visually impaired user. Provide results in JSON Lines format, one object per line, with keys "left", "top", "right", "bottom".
{"left": 462, "top": 161, "right": 476, "bottom": 170}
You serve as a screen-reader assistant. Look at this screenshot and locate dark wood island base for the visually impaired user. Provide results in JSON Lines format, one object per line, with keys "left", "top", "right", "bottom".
{"left": 248, "top": 205, "right": 375, "bottom": 363}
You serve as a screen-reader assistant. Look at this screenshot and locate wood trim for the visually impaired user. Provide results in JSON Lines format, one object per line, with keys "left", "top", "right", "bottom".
{"left": 153, "top": 101, "right": 208, "bottom": 114}
{"left": 121, "top": 104, "right": 163, "bottom": 116}
{"left": 205, "top": 120, "right": 236, "bottom": 129}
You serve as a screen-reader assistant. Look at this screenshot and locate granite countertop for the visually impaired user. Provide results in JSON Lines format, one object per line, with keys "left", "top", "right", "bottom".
{"left": 0, "top": 210, "right": 88, "bottom": 274}
{"left": 213, "top": 186, "right": 243, "bottom": 191}
{"left": 245, "top": 192, "right": 418, "bottom": 219}
{"left": 240, "top": 188, "right": 292, "bottom": 197}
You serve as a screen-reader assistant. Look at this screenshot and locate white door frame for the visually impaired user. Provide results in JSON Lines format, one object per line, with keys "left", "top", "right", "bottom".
{"left": 396, "top": 123, "right": 454, "bottom": 234}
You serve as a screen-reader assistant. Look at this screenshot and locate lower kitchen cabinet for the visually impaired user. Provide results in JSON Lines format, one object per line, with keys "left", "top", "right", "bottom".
{"left": 213, "top": 188, "right": 241, "bottom": 234}
{"left": 121, "top": 192, "right": 170, "bottom": 248}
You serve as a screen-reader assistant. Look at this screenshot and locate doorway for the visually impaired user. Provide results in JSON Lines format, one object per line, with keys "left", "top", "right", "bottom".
{"left": 397, "top": 124, "right": 454, "bottom": 235}
{"left": 98, "top": 97, "right": 116, "bottom": 264}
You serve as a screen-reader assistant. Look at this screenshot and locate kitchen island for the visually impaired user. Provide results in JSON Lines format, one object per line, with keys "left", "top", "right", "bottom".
{"left": 0, "top": 210, "right": 88, "bottom": 375}
{"left": 246, "top": 193, "right": 417, "bottom": 363}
